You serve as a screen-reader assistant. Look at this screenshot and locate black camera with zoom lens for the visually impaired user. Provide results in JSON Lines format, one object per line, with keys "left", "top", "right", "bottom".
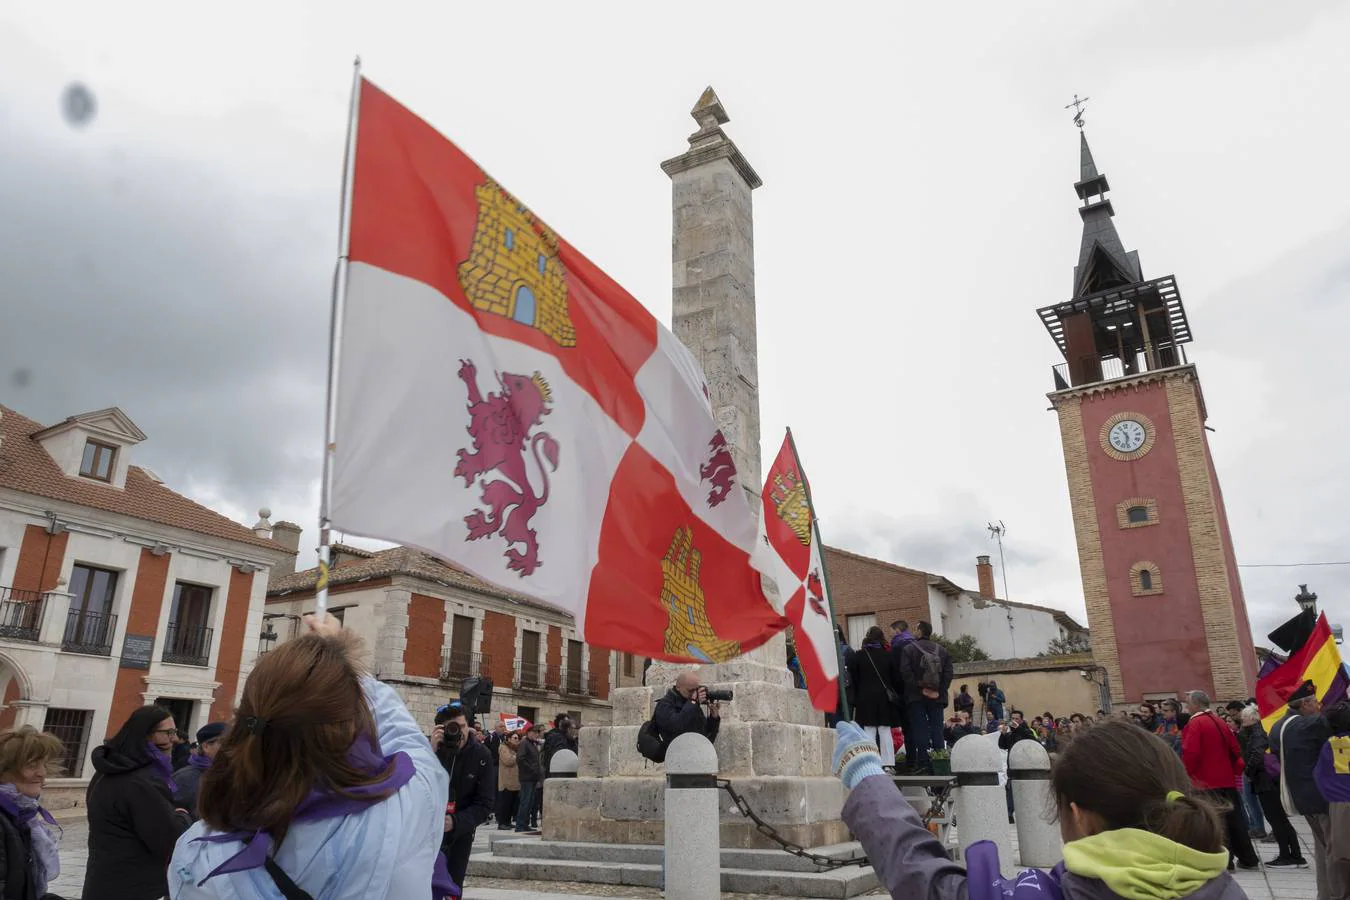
{"left": 705, "top": 689, "right": 734, "bottom": 703}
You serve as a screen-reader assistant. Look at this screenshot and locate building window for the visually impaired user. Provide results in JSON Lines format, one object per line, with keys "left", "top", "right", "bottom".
{"left": 1131, "top": 562, "right": 1164, "bottom": 596}
{"left": 846, "top": 613, "right": 876, "bottom": 650}
{"left": 537, "top": 254, "right": 547, "bottom": 275}
{"left": 519, "top": 629, "right": 542, "bottom": 689}
{"left": 165, "top": 582, "right": 214, "bottom": 666}
{"left": 504, "top": 228, "right": 515, "bottom": 250}
{"left": 623, "top": 653, "right": 635, "bottom": 678}
{"left": 43, "top": 708, "right": 93, "bottom": 777}
{"left": 79, "top": 440, "right": 117, "bottom": 481}
{"left": 1117, "top": 497, "right": 1159, "bottom": 529}
{"left": 64, "top": 565, "right": 119, "bottom": 655}
{"left": 331, "top": 606, "right": 346, "bottom": 626}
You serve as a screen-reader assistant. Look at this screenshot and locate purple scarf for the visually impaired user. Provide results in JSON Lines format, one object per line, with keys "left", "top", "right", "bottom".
{"left": 965, "top": 840, "right": 1065, "bottom": 900}
{"left": 187, "top": 752, "right": 212, "bottom": 770}
{"left": 0, "top": 784, "right": 60, "bottom": 895}
{"left": 148, "top": 744, "right": 176, "bottom": 791}
{"left": 193, "top": 733, "right": 414, "bottom": 885}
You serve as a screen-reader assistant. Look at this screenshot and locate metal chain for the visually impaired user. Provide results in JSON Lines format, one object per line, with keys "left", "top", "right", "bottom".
{"left": 714, "top": 778, "right": 953, "bottom": 872}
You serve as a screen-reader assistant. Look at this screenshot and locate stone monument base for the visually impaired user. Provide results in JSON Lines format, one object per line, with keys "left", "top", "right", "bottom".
{"left": 545, "top": 775, "right": 849, "bottom": 849}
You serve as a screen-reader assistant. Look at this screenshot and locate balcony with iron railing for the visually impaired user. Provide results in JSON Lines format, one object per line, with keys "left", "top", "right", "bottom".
{"left": 0, "top": 588, "right": 47, "bottom": 643}
{"left": 1051, "top": 343, "right": 1190, "bottom": 392}
{"left": 513, "top": 658, "right": 557, "bottom": 693}
{"left": 62, "top": 609, "right": 117, "bottom": 656}
{"left": 440, "top": 650, "right": 491, "bottom": 682}
{"left": 164, "top": 622, "right": 213, "bottom": 666}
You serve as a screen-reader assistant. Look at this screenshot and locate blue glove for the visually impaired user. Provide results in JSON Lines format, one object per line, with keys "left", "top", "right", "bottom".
{"left": 832, "top": 721, "right": 886, "bottom": 789}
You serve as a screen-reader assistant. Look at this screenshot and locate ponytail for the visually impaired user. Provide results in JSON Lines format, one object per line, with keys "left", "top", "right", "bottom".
{"left": 1140, "top": 789, "right": 1226, "bottom": 853}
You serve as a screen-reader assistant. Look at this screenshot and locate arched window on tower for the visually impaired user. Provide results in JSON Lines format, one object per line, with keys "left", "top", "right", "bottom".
{"left": 1131, "top": 562, "right": 1163, "bottom": 596}
{"left": 1139, "top": 569, "right": 1153, "bottom": 591}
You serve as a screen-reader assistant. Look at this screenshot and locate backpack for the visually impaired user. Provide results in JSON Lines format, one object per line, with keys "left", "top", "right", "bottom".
{"left": 916, "top": 642, "right": 943, "bottom": 700}
{"left": 636, "top": 719, "right": 667, "bottom": 763}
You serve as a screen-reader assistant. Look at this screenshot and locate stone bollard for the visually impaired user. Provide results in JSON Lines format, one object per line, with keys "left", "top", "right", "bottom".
{"left": 549, "top": 748, "right": 579, "bottom": 779}
{"left": 1009, "top": 739, "right": 1061, "bottom": 867}
{"left": 663, "top": 733, "right": 720, "bottom": 900}
{"left": 952, "top": 732, "right": 1013, "bottom": 876}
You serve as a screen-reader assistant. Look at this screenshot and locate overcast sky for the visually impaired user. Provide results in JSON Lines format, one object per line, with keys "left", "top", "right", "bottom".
{"left": 2, "top": 2, "right": 1347, "bottom": 646}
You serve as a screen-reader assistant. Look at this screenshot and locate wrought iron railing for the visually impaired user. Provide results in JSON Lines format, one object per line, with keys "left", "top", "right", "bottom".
{"left": 63, "top": 609, "right": 116, "bottom": 656}
{"left": 513, "top": 659, "right": 547, "bottom": 691}
{"left": 440, "top": 650, "right": 491, "bottom": 682}
{"left": 164, "top": 622, "right": 213, "bottom": 666}
{"left": 0, "top": 588, "right": 46, "bottom": 642}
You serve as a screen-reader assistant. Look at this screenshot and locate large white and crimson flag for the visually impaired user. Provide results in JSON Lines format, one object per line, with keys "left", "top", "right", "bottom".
{"left": 330, "top": 79, "right": 785, "bottom": 662}
{"left": 751, "top": 434, "right": 841, "bottom": 712}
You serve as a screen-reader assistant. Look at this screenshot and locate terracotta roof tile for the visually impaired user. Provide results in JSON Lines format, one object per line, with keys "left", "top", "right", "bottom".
{"left": 268, "top": 544, "right": 558, "bottom": 614}
{"left": 0, "top": 405, "right": 292, "bottom": 554}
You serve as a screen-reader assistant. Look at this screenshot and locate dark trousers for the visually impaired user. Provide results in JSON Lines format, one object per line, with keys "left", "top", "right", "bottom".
{"left": 442, "top": 831, "right": 476, "bottom": 890}
{"left": 1257, "top": 789, "right": 1301, "bottom": 861}
{"left": 1207, "top": 787, "right": 1259, "bottom": 867}
{"left": 906, "top": 699, "right": 946, "bottom": 769}
{"left": 496, "top": 788, "right": 519, "bottom": 829}
{"left": 516, "top": 781, "right": 539, "bottom": 831}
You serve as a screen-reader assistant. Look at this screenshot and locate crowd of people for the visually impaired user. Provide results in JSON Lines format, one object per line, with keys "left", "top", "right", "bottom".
{"left": 0, "top": 612, "right": 1343, "bottom": 899}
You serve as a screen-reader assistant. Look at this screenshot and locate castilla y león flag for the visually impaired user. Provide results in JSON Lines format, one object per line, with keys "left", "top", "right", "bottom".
{"left": 751, "top": 434, "right": 841, "bottom": 712}
{"left": 330, "top": 78, "right": 785, "bottom": 662}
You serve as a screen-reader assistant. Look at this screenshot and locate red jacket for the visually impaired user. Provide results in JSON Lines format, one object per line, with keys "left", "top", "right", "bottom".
{"left": 1181, "top": 709, "right": 1243, "bottom": 790}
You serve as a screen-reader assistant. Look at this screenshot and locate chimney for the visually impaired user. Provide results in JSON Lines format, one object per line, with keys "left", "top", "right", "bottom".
{"left": 269, "top": 520, "right": 303, "bottom": 583}
{"left": 976, "top": 555, "right": 996, "bottom": 598}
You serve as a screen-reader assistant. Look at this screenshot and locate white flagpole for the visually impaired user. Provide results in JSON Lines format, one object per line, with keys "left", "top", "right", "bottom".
{"left": 317, "top": 56, "right": 363, "bottom": 619}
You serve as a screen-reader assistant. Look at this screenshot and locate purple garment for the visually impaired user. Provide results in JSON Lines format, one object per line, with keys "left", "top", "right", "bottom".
{"left": 434, "top": 850, "right": 461, "bottom": 898}
{"left": 966, "top": 841, "right": 1064, "bottom": 900}
{"left": 193, "top": 733, "right": 415, "bottom": 885}
{"left": 1315, "top": 734, "right": 1350, "bottom": 803}
{"left": 840, "top": 773, "right": 1248, "bottom": 900}
{"left": 187, "top": 752, "right": 212, "bottom": 770}
{"left": 890, "top": 631, "right": 914, "bottom": 650}
{"left": 149, "top": 743, "right": 177, "bottom": 791}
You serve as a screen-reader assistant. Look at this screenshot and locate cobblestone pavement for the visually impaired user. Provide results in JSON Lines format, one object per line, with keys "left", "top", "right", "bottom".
{"left": 42, "top": 811, "right": 1325, "bottom": 899}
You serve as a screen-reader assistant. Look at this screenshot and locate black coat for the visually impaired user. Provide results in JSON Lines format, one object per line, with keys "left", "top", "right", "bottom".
{"left": 653, "top": 689, "right": 720, "bottom": 744}
{"left": 1239, "top": 723, "right": 1276, "bottom": 794}
{"left": 83, "top": 745, "right": 191, "bottom": 900}
{"left": 517, "top": 737, "right": 543, "bottom": 783}
{"left": 0, "top": 807, "right": 37, "bottom": 900}
{"left": 541, "top": 729, "right": 569, "bottom": 774}
{"left": 171, "top": 763, "right": 206, "bottom": 820}
{"left": 439, "top": 737, "right": 496, "bottom": 846}
{"left": 998, "top": 721, "right": 1036, "bottom": 752}
{"left": 1271, "top": 711, "right": 1332, "bottom": 815}
{"left": 847, "top": 646, "right": 904, "bottom": 727}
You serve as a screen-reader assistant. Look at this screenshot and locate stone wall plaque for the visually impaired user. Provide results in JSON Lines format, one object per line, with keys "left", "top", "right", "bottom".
{"left": 119, "top": 633, "right": 155, "bottom": 670}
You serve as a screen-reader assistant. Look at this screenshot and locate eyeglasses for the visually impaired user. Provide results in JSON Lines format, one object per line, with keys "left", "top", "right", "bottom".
{"left": 151, "top": 727, "right": 177, "bottom": 737}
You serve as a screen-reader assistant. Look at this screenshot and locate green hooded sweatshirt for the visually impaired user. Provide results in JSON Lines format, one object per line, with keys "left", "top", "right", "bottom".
{"left": 1061, "top": 828, "right": 1232, "bottom": 900}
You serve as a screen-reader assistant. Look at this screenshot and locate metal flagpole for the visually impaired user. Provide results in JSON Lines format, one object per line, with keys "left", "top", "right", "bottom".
{"left": 316, "top": 56, "right": 363, "bottom": 619}
{"left": 785, "top": 427, "right": 851, "bottom": 722}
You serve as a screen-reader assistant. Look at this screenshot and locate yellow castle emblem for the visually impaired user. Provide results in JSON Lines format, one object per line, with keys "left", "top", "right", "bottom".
{"left": 458, "top": 179, "right": 577, "bottom": 348}
{"left": 661, "top": 526, "right": 741, "bottom": 663}
{"left": 770, "top": 470, "right": 811, "bottom": 546}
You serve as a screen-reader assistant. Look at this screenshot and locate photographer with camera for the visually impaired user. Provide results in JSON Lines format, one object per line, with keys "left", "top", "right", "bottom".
{"left": 654, "top": 672, "right": 724, "bottom": 746}
{"left": 433, "top": 700, "right": 496, "bottom": 891}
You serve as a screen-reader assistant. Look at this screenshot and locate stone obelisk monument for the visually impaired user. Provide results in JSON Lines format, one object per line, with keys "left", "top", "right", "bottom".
{"left": 546, "top": 88, "right": 846, "bottom": 850}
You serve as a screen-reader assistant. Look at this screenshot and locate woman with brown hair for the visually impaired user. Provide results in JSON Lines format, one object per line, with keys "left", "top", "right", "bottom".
{"left": 0, "top": 726, "right": 65, "bottom": 899}
{"left": 168, "top": 614, "right": 452, "bottom": 899}
{"left": 833, "top": 718, "right": 1250, "bottom": 898}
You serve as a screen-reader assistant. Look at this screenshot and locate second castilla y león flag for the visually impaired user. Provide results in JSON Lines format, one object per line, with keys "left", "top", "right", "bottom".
{"left": 328, "top": 76, "right": 786, "bottom": 663}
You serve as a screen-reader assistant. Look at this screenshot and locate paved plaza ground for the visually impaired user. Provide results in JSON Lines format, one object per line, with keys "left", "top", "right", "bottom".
{"left": 47, "top": 810, "right": 1325, "bottom": 899}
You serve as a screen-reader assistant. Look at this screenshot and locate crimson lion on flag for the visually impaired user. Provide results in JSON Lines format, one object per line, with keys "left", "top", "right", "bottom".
{"left": 699, "top": 431, "right": 736, "bottom": 508}
{"left": 454, "top": 359, "right": 560, "bottom": 576}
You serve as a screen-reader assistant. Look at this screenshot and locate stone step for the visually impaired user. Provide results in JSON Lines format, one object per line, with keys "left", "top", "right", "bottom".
{"left": 467, "top": 853, "right": 880, "bottom": 898}
{"left": 485, "top": 835, "right": 866, "bottom": 873}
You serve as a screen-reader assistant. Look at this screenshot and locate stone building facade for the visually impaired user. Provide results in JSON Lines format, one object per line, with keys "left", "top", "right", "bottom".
{"left": 264, "top": 543, "right": 615, "bottom": 731}
{"left": 0, "top": 405, "right": 293, "bottom": 804}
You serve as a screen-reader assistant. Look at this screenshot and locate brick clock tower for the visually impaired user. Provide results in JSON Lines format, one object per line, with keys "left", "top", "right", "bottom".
{"left": 1039, "top": 131, "right": 1258, "bottom": 705}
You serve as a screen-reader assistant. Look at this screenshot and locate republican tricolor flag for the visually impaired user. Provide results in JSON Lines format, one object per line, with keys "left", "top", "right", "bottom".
{"left": 752, "top": 432, "right": 842, "bottom": 713}
{"left": 1256, "top": 612, "right": 1347, "bottom": 733}
{"left": 327, "top": 76, "right": 785, "bottom": 663}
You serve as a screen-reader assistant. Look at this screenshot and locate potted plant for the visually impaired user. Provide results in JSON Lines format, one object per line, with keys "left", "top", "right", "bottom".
{"left": 929, "top": 748, "right": 952, "bottom": 775}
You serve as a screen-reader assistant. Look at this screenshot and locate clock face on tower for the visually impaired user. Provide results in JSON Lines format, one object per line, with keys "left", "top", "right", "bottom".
{"left": 1100, "top": 412, "right": 1155, "bottom": 460}
{"left": 1109, "top": 420, "right": 1146, "bottom": 453}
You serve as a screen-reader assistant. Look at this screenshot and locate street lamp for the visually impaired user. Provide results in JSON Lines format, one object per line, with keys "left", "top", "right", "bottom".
{"left": 1295, "top": 584, "right": 1318, "bottom": 616}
